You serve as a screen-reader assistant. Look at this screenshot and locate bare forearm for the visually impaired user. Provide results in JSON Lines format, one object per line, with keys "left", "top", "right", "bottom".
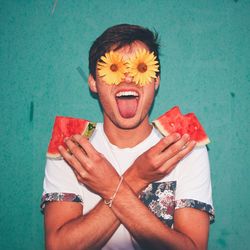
{"left": 49, "top": 186, "right": 196, "bottom": 250}
{"left": 110, "top": 180, "right": 198, "bottom": 250}
{"left": 46, "top": 202, "right": 120, "bottom": 250}
{"left": 45, "top": 175, "right": 163, "bottom": 250}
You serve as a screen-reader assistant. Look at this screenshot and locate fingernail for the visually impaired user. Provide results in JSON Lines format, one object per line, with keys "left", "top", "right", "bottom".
{"left": 58, "top": 145, "right": 63, "bottom": 150}
{"left": 183, "top": 134, "right": 190, "bottom": 140}
{"left": 64, "top": 137, "right": 69, "bottom": 142}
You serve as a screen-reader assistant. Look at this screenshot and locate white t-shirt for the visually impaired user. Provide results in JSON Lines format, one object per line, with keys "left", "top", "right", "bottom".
{"left": 42, "top": 123, "right": 214, "bottom": 250}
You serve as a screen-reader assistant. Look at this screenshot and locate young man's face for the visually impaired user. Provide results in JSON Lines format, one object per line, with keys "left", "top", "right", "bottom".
{"left": 88, "top": 41, "right": 160, "bottom": 130}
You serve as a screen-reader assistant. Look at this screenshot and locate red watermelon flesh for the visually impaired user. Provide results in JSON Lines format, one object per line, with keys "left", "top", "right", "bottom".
{"left": 47, "top": 116, "right": 96, "bottom": 159}
{"left": 152, "top": 106, "right": 210, "bottom": 147}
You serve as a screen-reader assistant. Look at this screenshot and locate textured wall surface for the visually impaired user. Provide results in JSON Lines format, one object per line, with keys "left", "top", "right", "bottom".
{"left": 1, "top": 1, "right": 250, "bottom": 249}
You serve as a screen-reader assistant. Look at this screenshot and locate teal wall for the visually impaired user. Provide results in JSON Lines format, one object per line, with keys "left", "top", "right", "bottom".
{"left": 1, "top": 1, "right": 250, "bottom": 249}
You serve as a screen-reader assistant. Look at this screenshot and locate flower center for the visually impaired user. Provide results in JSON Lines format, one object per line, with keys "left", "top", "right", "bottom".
{"left": 110, "top": 64, "right": 118, "bottom": 72}
{"left": 137, "top": 63, "right": 147, "bottom": 73}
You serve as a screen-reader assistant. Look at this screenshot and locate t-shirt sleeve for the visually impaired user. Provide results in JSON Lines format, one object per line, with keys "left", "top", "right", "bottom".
{"left": 175, "top": 146, "right": 215, "bottom": 222}
{"left": 40, "top": 158, "right": 84, "bottom": 211}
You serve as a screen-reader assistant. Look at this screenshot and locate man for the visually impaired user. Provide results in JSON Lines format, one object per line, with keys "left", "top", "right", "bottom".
{"left": 42, "top": 24, "right": 214, "bottom": 250}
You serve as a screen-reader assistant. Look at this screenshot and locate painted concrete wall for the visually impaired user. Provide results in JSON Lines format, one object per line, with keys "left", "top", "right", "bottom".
{"left": 1, "top": 1, "right": 249, "bottom": 249}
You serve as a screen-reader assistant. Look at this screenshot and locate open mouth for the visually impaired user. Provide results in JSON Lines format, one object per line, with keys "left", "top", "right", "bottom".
{"left": 116, "top": 91, "right": 139, "bottom": 99}
{"left": 115, "top": 90, "right": 139, "bottom": 118}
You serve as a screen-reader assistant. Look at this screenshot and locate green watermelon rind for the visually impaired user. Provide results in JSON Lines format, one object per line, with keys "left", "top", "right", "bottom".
{"left": 82, "top": 122, "right": 96, "bottom": 138}
{"left": 46, "top": 121, "right": 97, "bottom": 160}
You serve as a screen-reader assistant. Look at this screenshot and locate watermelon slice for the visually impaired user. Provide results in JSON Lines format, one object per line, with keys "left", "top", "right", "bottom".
{"left": 152, "top": 106, "right": 210, "bottom": 147}
{"left": 47, "top": 116, "right": 96, "bottom": 159}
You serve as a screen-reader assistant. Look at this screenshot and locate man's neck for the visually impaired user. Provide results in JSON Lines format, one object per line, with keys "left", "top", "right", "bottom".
{"left": 103, "top": 118, "right": 153, "bottom": 148}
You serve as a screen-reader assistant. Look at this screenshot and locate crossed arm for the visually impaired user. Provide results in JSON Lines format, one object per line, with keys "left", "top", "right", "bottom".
{"left": 44, "top": 133, "right": 210, "bottom": 250}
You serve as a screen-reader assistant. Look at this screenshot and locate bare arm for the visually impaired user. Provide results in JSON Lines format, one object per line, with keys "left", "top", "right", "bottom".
{"left": 44, "top": 133, "right": 209, "bottom": 250}
{"left": 44, "top": 200, "right": 119, "bottom": 250}
{"left": 108, "top": 179, "right": 209, "bottom": 250}
{"left": 45, "top": 183, "right": 209, "bottom": 250}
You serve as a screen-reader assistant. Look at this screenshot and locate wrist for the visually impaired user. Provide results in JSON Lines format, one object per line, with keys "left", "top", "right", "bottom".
{"left": 99, "top": 174, "right": 121, "bottom": 200}
{"left": 124, "top": 173, "right": 148, "bottom": 195}
{"left": 104, "top": 176, "right": 124, "bottom": 208}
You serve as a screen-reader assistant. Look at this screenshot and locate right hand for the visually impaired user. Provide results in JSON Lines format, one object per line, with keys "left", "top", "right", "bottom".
{"left": 124, "top": 133, "right": 196, "bottom": 194}
{"left": 59, "top": 135, "right": 121, "bottom": 200}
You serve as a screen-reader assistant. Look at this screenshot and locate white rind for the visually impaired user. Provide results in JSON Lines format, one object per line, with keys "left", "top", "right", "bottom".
{"left": 46, "top": 153, "right": 62, "bottom": 160}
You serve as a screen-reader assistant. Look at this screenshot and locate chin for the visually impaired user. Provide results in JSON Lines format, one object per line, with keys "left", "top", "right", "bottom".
{"left": 115, "top": 116, "right": 145, "bottom": 130}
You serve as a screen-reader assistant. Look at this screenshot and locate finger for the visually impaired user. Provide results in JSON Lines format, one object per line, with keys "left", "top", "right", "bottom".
{"left": 65, "top": 137, "right": 92, "bottom": 167}
{"left": 157, "top": 134, "right": 191, "bottom": 164}
{"left": 159, "top": 163, "right": 177, "bottom": 176}
{"left": 160, "top": 140, "right": 196, "bottom": 173}
{"left": 58, "top": 144, "right": 88, "bottom": 178}
{"left": 75, "top": 172, "right": 85, "bottom": 183}
{"left": 72, "top": 134, "right": 99, "bottom": 158}
{"left": 150, "top": 133, "right": 181, "bottom": 155}
{"left": 71, "top": 167, "right": 84, "bottom": 182}
{"left": 65, "top": 137, "right": 86, "bottom": 155}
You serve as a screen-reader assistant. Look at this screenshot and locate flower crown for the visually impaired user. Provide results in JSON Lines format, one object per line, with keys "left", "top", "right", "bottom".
{"left": 97, "top": 49, "right": 159, "bottom": 86}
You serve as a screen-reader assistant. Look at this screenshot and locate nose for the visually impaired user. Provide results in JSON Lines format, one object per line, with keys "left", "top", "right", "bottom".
{"left": 122, "top": 73, "right": 133, "bottom": 83}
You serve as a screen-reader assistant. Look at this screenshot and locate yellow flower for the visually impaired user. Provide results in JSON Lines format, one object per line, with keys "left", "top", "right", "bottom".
{"left": 127, "top": 49, "right": 159, "bottom": 86}
{"left": 97, "top": 51, "right": 127, "bottom": 85}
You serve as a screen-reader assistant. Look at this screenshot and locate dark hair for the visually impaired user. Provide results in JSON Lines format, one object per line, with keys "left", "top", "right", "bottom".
{"left": 88, "top": 24, "right": 160, "bottom": 79}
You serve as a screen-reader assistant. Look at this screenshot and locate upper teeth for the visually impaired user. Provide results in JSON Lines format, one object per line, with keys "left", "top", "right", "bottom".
{"left": 116, "top": 91, "right": 139, "bottom": 97}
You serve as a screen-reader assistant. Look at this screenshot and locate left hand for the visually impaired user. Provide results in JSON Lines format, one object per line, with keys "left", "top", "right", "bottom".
{"left": 124, "top": 133, "right": 196, "bottom": 194}
{"left": 58, "top": 134, "right": 120, "bottom": 200}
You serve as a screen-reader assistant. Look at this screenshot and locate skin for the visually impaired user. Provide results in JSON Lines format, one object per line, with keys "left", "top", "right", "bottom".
{"left": 44, "top": 42, "right": 210, "bottom": 250}
{"left": 89, "top": 41, "right": 160, "bottom": 147}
